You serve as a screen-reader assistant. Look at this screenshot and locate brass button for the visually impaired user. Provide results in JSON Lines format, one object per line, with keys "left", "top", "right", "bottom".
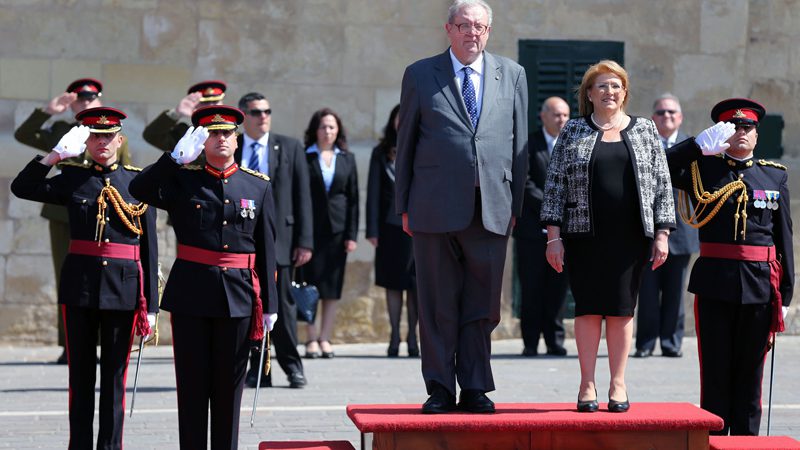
{"left": 196, "top": 204, "right": 201, "bottom": 209}
{"left": 104, "top": 239, "right": 110, "bottom": 243}
{"left": 102, "top": 261, "right": 108, "bottom": 266}
{"left": 223, "top": 244, "right": 229, "bottom": 249}
{"left": 222, "top": 220, "right": 228, "bottom": 226}
{"left": 224, "top": 199, "right": 230, "bottom": 204}
{"left": 221, "top": 267, "right": 228, "bottom": 272}
{"left": 223, "top": 179, "right": 228, "bottom": 184}
{"left": 81, "top": 199, "right": 87, "bottom": 204}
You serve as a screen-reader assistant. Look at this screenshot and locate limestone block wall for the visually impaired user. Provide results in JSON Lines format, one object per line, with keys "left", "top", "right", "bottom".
{"left": 0, "top": 0, "right": 799, "bottom": 343}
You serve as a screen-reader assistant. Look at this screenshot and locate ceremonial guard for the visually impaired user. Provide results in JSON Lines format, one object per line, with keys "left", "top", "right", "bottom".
{"left": 14, "top": 78, "right": 134, "bottom": 363}
{"left": 667, "top": 98, "right": 794, "bottom": 436}
{"left": 129, "top": 105, "right": 278, "bottom": 450}
{"left": 11, "top": 107, "right": 158, "bottom": 450}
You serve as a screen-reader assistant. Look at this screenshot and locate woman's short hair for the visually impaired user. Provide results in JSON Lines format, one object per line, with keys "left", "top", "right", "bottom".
{"left": 577, "top": 60, "right": 629, "bottom": 116}
{"left": 304, "top": 107, "right": 348, "bottom": 151}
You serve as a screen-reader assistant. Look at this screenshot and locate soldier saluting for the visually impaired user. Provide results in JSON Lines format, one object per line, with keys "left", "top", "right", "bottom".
{"left": 11, "top": 107, "right": 158, "bottom": 449}
{"left": 129, "top": 105, "right": 278, "bottom": 450}
{"left": 667, "top": 98, "right": 794, "bottom": 436}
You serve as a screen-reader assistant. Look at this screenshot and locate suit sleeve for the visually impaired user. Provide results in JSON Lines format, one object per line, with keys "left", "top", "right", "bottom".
{"left": 647, "top": 119, "right": 676, "bottom": 230}
{"left": 345, "top": 154, "right": 360, "bottom": 242}
{"left": 366, "top": 146, "right": 382, "bottom": 239}
{"left": 142, "top": 110, "right": 187, "bottom": 152}
{"left": 10, "top": 156, "right": 69, "bottom": 205}
{"left": 129, "top": 153, "right": 181, "bottom": 210}
{"left": 775, "top": 171, "right": 794, "bottom": 306}
{"left": 256, "top": 182, "right": 279, "bottom": 314}
{"left": 139, "top": 203, "right": 159, "bottom": 313}
{"left": 666, "top": 137, "right": 703, "bottom": 192}
{"left": 395, "top": 65, "right": 420, "bottom": 216}
{"left": 511, "top": 67, "right": 529, "bottom": 217}
{"left": 14, "top": 109, "right": 60, "bottom": 152}
{"left": 291, "top": 139, "right": 314, "bottom": 251}
{"left": 540, "top": 121, "right": 572, "bottom": 226}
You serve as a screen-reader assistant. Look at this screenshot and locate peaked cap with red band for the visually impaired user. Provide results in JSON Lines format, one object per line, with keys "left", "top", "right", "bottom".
{"left": 67, "top": 78, "right": 103, "bottom": 99}
{"left": 711, "top": 98, "right": 766, "bottom": 125}
{"left": 192, "top": 105, "right": 244, "bottom": 131}
{"left": 187, "top": 80, "right": 227, "bottom": 103}
{"left": 75, "top": 106, "right": 126, "bottom": 133}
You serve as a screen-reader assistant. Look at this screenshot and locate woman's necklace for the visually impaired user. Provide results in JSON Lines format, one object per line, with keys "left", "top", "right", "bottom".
{"left": 590, "top": 113, "right": 621, "bottom": 131}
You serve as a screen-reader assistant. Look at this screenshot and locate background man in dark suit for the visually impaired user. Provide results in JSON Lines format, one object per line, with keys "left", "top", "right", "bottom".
{"left": 634, "top": 94, "right": 699, "bottom": 358}
{"left": 396, "top": 0, "right": 528, "bottom": 414}
{"left": 515, "top": 96, "right": 570, "bottom": 358}
{"left": 238, "top": 92, "right": 313, "bottom": 389}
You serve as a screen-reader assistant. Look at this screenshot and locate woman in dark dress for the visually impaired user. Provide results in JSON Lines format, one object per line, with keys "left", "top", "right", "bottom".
{"left": 366, "top": 105, "right": 418, "bottom": 357}
{"left": 541, "top": 61, "right": 675, "bottom": 413}
{"left": 301, "top": 108, "right": 359, "bottom": 359}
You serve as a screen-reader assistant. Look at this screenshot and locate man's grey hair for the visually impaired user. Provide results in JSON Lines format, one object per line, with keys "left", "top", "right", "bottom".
{"left": 541, "top": 96, "right": 568, "bottom": 114}
{"left": 448, "top": 0, "right": 493, "bottom": 26}
{"left": 652, "top": 93, "right": 681, "bottom": 112}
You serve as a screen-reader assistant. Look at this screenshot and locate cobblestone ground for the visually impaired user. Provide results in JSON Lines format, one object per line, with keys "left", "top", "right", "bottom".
{"left": 1, "top": 337, "right": 798, "bottom": 449}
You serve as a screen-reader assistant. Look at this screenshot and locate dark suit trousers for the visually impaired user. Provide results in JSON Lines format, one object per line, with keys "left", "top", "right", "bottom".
{"left": 636, "top": 254, "right": 691, "bottom": 353}
{"left": 63, "top": 306, "right": 135, "bottom": 450}
{"left": 266, "top": 265, "right": 303, "bottom": 377}
{"left": 413, "top": 196, "right": 508, "bottom": 396}
{"left": 171, "top": 314, "right": 250, "bottom": 450}
{"left": 695, "top": 297, "right": 771, "bottom": 436}
{"left": 515, "top": 235, "right": 568, "bottom": 351}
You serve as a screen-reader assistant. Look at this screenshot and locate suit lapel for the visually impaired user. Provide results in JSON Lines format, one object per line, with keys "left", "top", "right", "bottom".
{"left": 330, "top": 151, "right": 347, "bottom": 193}
{"left": 267, "top": 134, "right": 280, "bottom": 178}
{"left": 235, "top": 135, "right": 244, "bottom": 165}
{"left": 477, "top": 52, "right": 501, "bottom": 130}
{"left": 307, "top": 152, "right": 326, "bottom": 195}
{"left": 433, "top": 50, "right": 473, "bottom": 130}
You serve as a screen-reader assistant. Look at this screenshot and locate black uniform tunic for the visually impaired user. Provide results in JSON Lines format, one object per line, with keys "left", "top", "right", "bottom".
{"left": 129, "top": 153, "right": 278, "bottom": 450}
{"left": 11, "top": 156, "right": 158, "bottom": 450}
{"left": 668, "top": 139, "right": 794, "bottom": 436}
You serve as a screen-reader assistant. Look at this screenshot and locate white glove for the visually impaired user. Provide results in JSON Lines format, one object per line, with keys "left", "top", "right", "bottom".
{"left": 171, "top": 126, "right": 209, "bottom": 165}
{"left": 695, "top": 121, "right": 736, "bottom": 156}
{"left": 265, "top": 313, "right": 278, "bottom": 332}
{"left": 143, "top": 313, "right": 157, "bottom": 343}
{"left": 53, "top": 125, "right": 90, "bottom": 161}
{"left": 783, "top": 306, "right": 789, "bottom": 321}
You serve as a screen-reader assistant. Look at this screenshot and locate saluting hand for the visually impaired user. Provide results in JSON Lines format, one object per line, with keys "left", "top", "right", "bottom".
{"left": 695, "top": 121, "right": 736, "bottom": 156}
{"left": 171, "top": 126, "right": 209, "bottom": 165}
{"left": 176, "top": 92, "right": 203, "bottom": 118}
{"left": 45, "top": 92, "right": 78, "bottom": 115}
{"left": 52, "top": 125, "right": 90, "bottom": 161}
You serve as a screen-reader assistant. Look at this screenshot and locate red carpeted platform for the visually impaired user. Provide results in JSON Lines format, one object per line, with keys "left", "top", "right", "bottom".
{"left": 348, "top": 403, "right": 724, "bottom": 450}
{"left": 259, "top": 441, "right": 356, "bottom": 450}
{"left": 709, "top": 435, "right": 800, "bottom": 449}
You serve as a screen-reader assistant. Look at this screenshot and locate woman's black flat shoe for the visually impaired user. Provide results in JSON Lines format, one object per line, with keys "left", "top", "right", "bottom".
{"left": 577, "top": 389, "right": 599, "bottom": 413}
{"left": 304, "top": 341, "right": 321, "bottom": 359}
{"left": 608, "top": 397, "right": 630, "bottom": 413}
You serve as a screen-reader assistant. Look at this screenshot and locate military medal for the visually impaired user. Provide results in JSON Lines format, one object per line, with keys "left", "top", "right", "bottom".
{"left": 240, "top": 199, "right": 249, "bottom": 218}
{"left": 753, "top": 190, "right": 766, "bottom": 209}
{"left": 240, "top": 199, "right": 257, "bottom": 219}
{"left": 765, "top": 190, "right": 780, "bottom": 210}
{"left": 248, "top": 200, "right": 256, "bottom": 219}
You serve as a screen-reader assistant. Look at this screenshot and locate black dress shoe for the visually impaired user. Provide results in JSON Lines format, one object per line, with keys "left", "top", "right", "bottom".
{"left": 546, "top": 346, "right": 568, "bottom": 356}
{"left": 662, "top": 349, "right": 683, "bottom": 358}
{"left": 422, "top": 385, "right": 457, "bottom": 414}
{"left": 245, "top": 371, "right": 272, "bottom": 388}
{"left": 407, "top": 345, "right": 420, "bottom": 358}
{"left": 56, "top": 349, "right": 68, "bottom": 365}
{"left": 387, "top": 346, "right": 399, "bottom": 357}
{"left": 304, "top": 341, "right": 321, "bottom": 359}
{"left": 458, "top": 390, "right": 495, "bottom": 414}
{"left": 608, "top": 396, "right": 630, "bottom": 413}
{"left": 633, "top": 349, "right": 653, "bottom": 358}
{"left": 577, "top": 389, "right": 598, "bottom": 413}
{"left": 521, "top": 347, "right": 538, "bottom": 357}
{"left": 319, "top": 340, "right": 334, "bottom": 359}
{"left": 288, "top": 372, "right": 307, "bottom": 388}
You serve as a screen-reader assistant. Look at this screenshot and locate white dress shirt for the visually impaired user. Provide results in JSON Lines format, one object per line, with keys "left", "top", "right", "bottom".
{"left": 306, "top": 143, "right": 341, "bottom": 192}
{"left": 242, "top": 132, "right": 270, "bottom": 173}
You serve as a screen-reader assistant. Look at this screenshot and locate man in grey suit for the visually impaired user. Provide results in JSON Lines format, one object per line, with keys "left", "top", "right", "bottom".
{"left": 395, "top": 0, "right": 528, "bottom": 414}
{"left": 634, "top": 93, "right": 699, "bottom": 358}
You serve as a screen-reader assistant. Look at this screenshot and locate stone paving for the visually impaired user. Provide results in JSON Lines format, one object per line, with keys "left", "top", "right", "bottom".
{"left": 1, "top": 337, "right": 798, "bottom": 449}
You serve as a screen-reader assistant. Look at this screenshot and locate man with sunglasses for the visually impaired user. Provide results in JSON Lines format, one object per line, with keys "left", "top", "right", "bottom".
{"left": 667, "top": 98, "right": 793, "bottom": 435}
{"left": 237, "top": 92, "right": 313, "bottom": 390}
{"left": 14, "top": 78, "right": 133, "bottom": 364}
{"left": 634, "top": 94, "right": 699, "bottom": 359}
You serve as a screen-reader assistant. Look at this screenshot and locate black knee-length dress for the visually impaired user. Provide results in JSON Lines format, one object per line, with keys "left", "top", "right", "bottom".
{"left": 564, "top": 139, "right": 650, "bottom": 317}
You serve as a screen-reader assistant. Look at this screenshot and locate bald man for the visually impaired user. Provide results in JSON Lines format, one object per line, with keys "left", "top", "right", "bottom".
{"left": 514, "top": 96, "right": 570, "bottom": 357}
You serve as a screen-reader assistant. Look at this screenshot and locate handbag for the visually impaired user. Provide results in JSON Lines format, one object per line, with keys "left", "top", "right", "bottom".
{"left": 291, "top": 268, "right": 320, "bottom": 323}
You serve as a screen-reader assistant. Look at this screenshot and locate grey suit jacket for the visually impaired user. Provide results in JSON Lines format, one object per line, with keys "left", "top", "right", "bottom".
{"left": 395, "top": 49, "right": 528, "bottom": 236}
{"left": 665, "top": 130, "right": 700, "bottom": 255}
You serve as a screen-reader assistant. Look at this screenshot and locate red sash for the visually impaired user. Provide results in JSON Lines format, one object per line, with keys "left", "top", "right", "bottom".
{"left": 69, "top": 240, "right": 151, "bottom": 336}
{"left": 176, "top": 244, "right": 264, "bottom": 340}
{"left": 700, "top": 243, "right": 784, "bottom": 332}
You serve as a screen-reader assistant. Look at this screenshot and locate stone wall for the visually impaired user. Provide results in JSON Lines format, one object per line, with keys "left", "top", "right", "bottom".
{"left": 1, "top": 0, "right": 799, "bottom": 343}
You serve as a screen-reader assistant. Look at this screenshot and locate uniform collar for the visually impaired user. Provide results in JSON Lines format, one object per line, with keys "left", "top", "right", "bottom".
{"left": 92, "top": 161, "right": 119, "bottom": 173}
{"left": 205, "top": 163, "right": 239, "bottom": 179}
{"left": 723, "top": 153, "right": 754, "bottom": 169}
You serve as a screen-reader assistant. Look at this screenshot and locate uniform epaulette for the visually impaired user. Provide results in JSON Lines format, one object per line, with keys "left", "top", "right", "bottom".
{"left": 240, "top": 167, "right": 270, "bottom": 181}
{"left": 757, "top": 159, "right": 787, "bottom": 171}
{"left": 180, "top": 164, "right": 203, "bottom": 170}
{"left": 123, "top": 164, "right": 142, "bottom": 172}
{"left": 59, "top": 160, "right": 90, "bottom": 169}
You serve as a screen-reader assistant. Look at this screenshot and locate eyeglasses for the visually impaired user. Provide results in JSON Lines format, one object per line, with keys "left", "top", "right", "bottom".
{"left": 655, "top": 109, "right": 679, "bottom": 116}
{"left": 734, "top": 124, "right": 757, "bottom": 133}
{"left": 248, "top": 108, "right": 272, "bottom": 117}
{"left": 450, "top": 22, "right": 489, "bottom": 35}
{"left": 594, "top": 83, "right": 624, "bottom": 92}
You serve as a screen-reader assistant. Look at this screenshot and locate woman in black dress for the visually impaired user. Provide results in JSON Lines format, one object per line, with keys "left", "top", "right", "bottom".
{"left": 302, "top": 108, "right": 359, "bottom": 359}
{"left": 541, "top": 61, "right": 675, "bottom": 412}
{"left": 366, "top": 105, "right": 418, "bottom": 357}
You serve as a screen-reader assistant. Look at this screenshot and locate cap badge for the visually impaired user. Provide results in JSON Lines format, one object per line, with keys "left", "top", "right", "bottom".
{"left": 211, "top": 114, "right": 225, "bottom": 123}
{"left": 205, "top": 87, "right": 216, "bottom": 95}
{"left": 97, "top": 116, "right": 110, "bottom": 124}
{"left": 733, "top": 109, "right": 747, "bottom": 119}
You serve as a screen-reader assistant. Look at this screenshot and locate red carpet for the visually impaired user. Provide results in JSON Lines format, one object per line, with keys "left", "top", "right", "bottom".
{"left": 259, "top": 441, "right": 356, "bottom": 450}
{"left": 347, "top": 402, "right": 723, "bottom": 433}
{"left": 709, "top": 435, "right": 800, "bottom": 449}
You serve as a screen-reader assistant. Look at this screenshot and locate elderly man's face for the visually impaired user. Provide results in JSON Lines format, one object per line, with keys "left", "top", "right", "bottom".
{"left": 540, "top": 99, "right": 570, "bottom": 137}
{"left": 652, "top": 98, "right": 683, "bottom": 138}
{"left": 445, "top": 5, "right": 490, "bottom": 65}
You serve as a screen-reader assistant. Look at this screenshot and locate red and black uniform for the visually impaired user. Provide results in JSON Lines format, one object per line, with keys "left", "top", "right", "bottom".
{"left": 11, "top": 157, "right": 158, "bottom": 450}
{"left": 668, "top": 136, "right": 793, "bottom": 435}
{"left": 130, "top": 151, "right": 277, "bottom": 450}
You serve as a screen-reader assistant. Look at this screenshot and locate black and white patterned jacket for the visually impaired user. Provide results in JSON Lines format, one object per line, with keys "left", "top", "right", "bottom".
{"left": 540, "top": 116, "right": 675, "bottom": 237}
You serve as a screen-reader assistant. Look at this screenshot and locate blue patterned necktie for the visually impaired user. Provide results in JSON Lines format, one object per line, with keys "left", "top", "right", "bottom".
{"left": 248, "top": 142, "right": 261, "bottom": 172}
{"left": 461, "top": 66, "right": 478, "bottom": 129}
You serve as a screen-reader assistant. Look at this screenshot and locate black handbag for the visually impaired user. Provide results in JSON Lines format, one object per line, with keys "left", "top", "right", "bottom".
{"left": 291, "top": 269, "right": 320, "bottom": 323}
